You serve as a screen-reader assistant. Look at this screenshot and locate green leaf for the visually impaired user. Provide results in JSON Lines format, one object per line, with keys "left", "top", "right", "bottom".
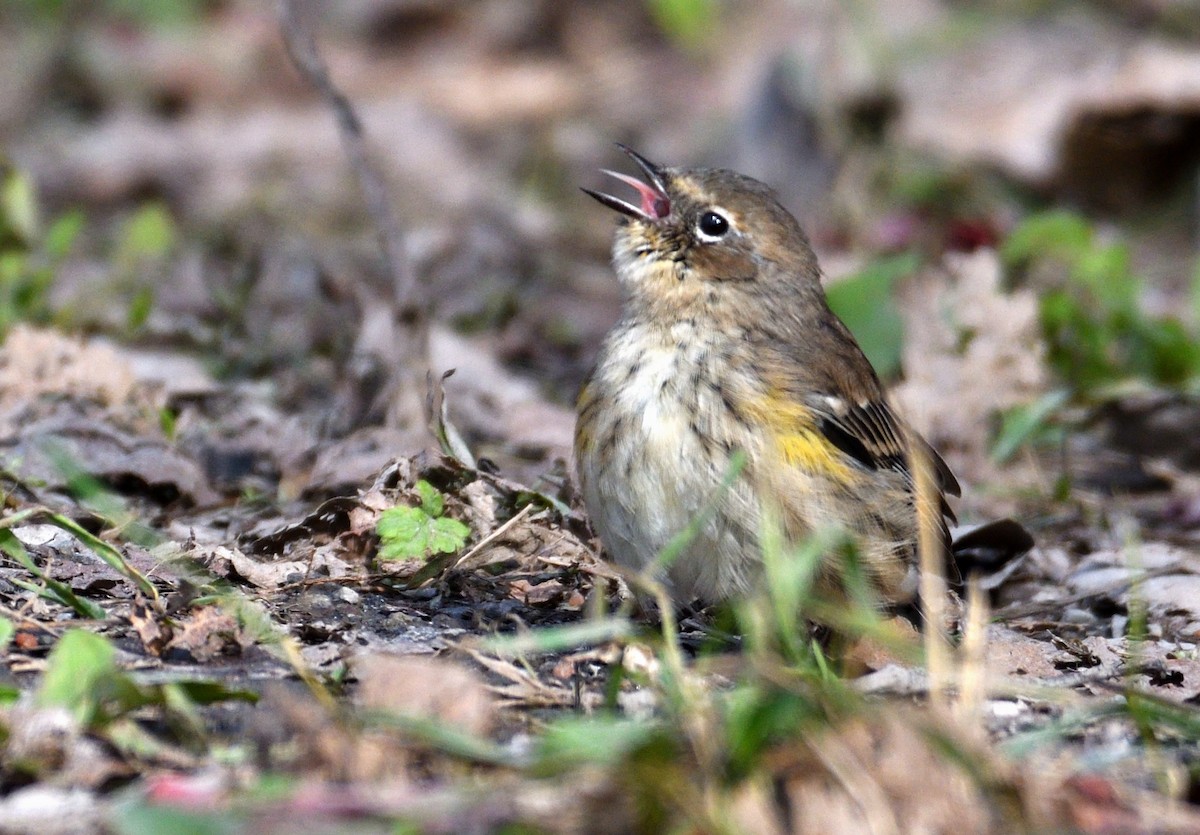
{"left": 377, "top": 506, "right": 427, "bottom": 560}
{"left": 514, "top": 488, "right": 572, "bottom": 517}
{"left": 36, "top": 630, "right": 118, "bottom": 723}
{"left": 0, "top": 616, "right": 14, "bottom": 652}
{"left": 110, "top": 801, "right": 238, "bottom": 835}
{"left": 1135, "top": 317, "right": 1200, "bottom": 386}
{"left": 12, "top": 264, "right": 52, "bottom": 317}
{"left": 990, "top": 389, "right": 1070, "bottom": 463}
{"left": 1190, "top": 255, "right": 1200, "bottom": 328}
{"left": 1075, "top": 243, "right": 1134, "bottom": 311}
{"left": 37, "top": 629, "right": 257, "bottom": 733}
{"left": 482, "top": 617, "right": 635, "bottom": 657}
{"left": 647, "top": 0, "right": 718, "bottom": 50}
{"left": 415, "top": 479, "right": 443, "bottom": 517}
{"left": 32, "top": 625, "right": 258, "bottom": 747}
{"left": 724, "top": 687, "right": 832, "bottom": 778}
{"left": 103, "top": 0, "right": 208, "bottom": 27}
{"left": 1000, "top": 210, "right": 1092, "bottom": 266}
{"left": 825, "top": 252, "right": 917, "bottom": 378}
{"left": 167, "top": 679, "right": 259, "bottom": 706}
{"left": 1002, "top": 208, "right": 1200, "bottom": 398}
{"left": 127, "top": 285, "right": 155, "bottom": 331}
{"left": 44, "top": 510, "right": 159, "bottom": 600}
{"left": 377, "top": 481, "right": 469, "bottom": 560}
{"left": 428, "top": 516, "right": 470, "bottom": 554}
{"left": 159, "top": 406, "right": 178, "bottom": 440}
{"left": 44, "top": 209, "right": 84, "bottom": 259}
{"left": 0, "top": 528, "right": 108, "bottom": 619}
{"left": 376, "top": 504, "right": 468, "bottom": 561}
{"left": 2, "top": 168, "right": 39, "bottom": 244}
{"left": 119, "top": 203, "right": 176, "bottom": 263}
{"left": 534, "top": 715, "right": 662, "bottom": 770}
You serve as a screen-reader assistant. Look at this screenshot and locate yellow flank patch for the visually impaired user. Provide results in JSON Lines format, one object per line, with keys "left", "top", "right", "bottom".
{"left": 746, "top": 392, "right": 855, "bottom": 484}
{"left": 774, "top": 429, "right": 854, "bottom": 483}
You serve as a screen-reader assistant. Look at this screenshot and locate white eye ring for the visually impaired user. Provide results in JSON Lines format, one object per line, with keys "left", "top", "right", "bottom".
{"left": 696, "top": 209, "right": 731, "bottom": 242}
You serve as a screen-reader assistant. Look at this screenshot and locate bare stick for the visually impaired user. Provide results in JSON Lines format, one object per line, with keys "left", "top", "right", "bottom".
{"left": 277, "top": 0, "right": 428, "bottom": 429}
{"left": 277, "top": 0, "right": 420, "bottom": 317}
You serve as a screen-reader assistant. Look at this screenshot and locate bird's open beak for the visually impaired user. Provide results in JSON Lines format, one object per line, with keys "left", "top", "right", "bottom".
{"left": 582, "top": 144, "right": 671, "bottom": 221}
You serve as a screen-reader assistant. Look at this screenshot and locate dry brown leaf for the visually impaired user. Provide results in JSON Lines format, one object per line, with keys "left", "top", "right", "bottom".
{"left": 269, "top": 686, "right": 397, "bottom": 783}
{"left": 216, "top": 545, "right": 353, "bottom": 589}
{"left": 778, "top": 712, "right": 1037, "bottom": 835}
{"left": 507, "top": 578, "right": 567, "bottom": 606}
{"left": 165, "top": 605, "right": 243, "bottom": 662}
{"left": 354, "top": 653, "right": 495, "bottom": 738}
{"left": 129, "top": 597, "right": 171, "bottom": 657}
{"left": 5, "top": 418, "right": 220, "bottom": 508}
{"left": 464, "top": 648, "right": 575, "bottom": 709}
{"left": 430, "top": 327, "right": 574, "bottom": 462}
{"left": 893, "top": 250, "right": 1048, "bottom": 489}
{"left": 0, "top": 325, "right": 142, "bottom": 413}
{"left": 840, "top": 616, "right": 922, "bottom": 677}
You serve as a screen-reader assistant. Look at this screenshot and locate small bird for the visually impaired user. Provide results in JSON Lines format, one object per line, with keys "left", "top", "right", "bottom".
{"left": 575, "top": 146, "right": 966, "bottom": 609}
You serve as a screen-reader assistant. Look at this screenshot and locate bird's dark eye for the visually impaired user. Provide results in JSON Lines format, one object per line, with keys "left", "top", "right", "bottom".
{"left": 697, "top": 211, "right": 729, "bottom": 239}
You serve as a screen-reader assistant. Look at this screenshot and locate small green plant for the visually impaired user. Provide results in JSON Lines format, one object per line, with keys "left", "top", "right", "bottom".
{"left": 0, "top": 165, "right": 83, "bottom": 339}
{"left": 24, "top": 629, "right": 256, "bottom": 763}
{"left": 113, "top": 201, "right": 176, "bottom": 333}
{"left": 0, "top": 617, "right": 14, "bottom": 666}
{"left": 990, "top": 389, "right": 1070, "bottom": 464}
{"left": 8, "top": 0, "right": 207, "bottom": 27}
{"left": 0, "top": 166, "right": 178, "bottom": 339}
{"left": 990, "top": 210, "right": 1200, "bottom": 466}
{"left": 1001, "top": 210, "right": 1200, "bottom": 396}
{"left": 825, "top": 251, "right": 919, "bottom": 379}
{"left": 473, "top": 511, "right": 958, "bottom": 831}
{"left": 647, "top": 0, "right": 719, "bottom": 50}
{"left": 0, "top": 504, "right": 159, "bottom": 612}
{"left": 376, "top": 480, "right": 470, "bottom": 561}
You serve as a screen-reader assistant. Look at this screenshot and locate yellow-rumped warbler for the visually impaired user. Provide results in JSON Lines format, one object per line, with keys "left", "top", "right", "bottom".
{"left": 575, "top": 146, "right": 966, "bottom": 608}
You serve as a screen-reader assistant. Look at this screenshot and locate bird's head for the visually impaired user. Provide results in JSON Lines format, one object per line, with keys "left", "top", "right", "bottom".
{"left": 583, "top": 145, "right": 820, "bottom": 311}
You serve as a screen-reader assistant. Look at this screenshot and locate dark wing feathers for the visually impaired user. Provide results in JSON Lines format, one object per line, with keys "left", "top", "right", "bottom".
{"left": 815, "top": 415, "right": 878, "bottom": 470}
{"left": 759, "top": 322, "right": 959, "bottom": 508}
{"left": 824, "top": 400, "right": 908, "bottom": 472}
{"left": 811, "top": 396, "right": 961, "bottom": 506}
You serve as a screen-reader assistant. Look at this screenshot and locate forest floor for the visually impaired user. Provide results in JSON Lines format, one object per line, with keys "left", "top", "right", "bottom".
{"left": 3, "top": 1, "right": 1200, "bottom": 832}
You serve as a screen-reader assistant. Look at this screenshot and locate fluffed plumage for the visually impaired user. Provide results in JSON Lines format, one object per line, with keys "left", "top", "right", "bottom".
{"left": 576, "top": 146, "right": 962, "bottom": 607}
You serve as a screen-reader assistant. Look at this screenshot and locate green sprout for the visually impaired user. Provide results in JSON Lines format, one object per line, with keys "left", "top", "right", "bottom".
{"left": 376, "top": 480, "right": 471, "bottom": 561}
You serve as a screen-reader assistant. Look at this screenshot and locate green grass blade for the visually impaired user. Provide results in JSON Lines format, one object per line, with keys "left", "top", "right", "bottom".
{"left": 0, "top": 528, "right": 107, "bottom": 619}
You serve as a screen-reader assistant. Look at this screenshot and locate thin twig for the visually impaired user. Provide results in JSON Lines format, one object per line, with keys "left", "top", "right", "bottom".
{"left": 276, "top": 0, "right": 420, "bottom": 318}
{"left": 449, "top": 503, "right": 533, "bottom": 572}
{"left": 277, "top": 0, "right": 429, "bottom": 430}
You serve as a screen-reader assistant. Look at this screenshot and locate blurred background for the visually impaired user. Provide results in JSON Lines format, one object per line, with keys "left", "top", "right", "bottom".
{"left": 4, "top": 0, "right": 1200, "bottom": 512}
